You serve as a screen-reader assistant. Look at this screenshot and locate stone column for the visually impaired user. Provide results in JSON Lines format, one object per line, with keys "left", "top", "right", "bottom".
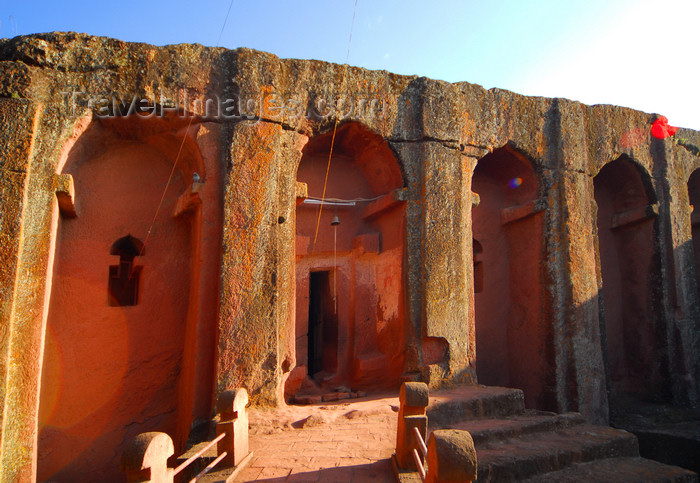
{"left": 548, "top": 99, "right": 608, "bottom": 424}
{"left": 217, "top": 121, "right": 306, "bottom": 406}
{"left": 0, "top": 100, "right": 76, "bottom": 482}
{"left": 421, "top": 141, "right": 474, "bottom": 387}
{"left": 653, "top": 141, "right": 700, "bottom": 405}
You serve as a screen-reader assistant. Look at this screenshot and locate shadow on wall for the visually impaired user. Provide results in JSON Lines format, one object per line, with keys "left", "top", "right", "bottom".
{"left": 688, "top": 169, "right": 700, "bottom": 303}
{"left": 37, "top": 115, "right": 212, "bottom": 482}
{"left": 471, "top": 144, "right": 555, "bottom": 412}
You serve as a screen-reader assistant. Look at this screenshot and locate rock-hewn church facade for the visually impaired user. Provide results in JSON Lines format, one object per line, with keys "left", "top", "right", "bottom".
{"left": 0, "top": 33, "right": 698, "bottom": 481}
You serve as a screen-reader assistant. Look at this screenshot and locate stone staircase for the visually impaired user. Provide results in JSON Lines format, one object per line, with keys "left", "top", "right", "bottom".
{"left": 426, "top": 386, "right": 698, "bottom": 482}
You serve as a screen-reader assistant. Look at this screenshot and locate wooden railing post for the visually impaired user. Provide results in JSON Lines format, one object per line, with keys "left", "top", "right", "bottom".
{"left": 425, "top": 429, "right": 477, "bottom": 483}
{"left": 120, "top": 432, "right": 174, "bottom": 483}
{"left": 396, "top": 381, "right": 429, "bottom": 469}
{"left": 216, "top": 388, "right": 250, "bottom": 467}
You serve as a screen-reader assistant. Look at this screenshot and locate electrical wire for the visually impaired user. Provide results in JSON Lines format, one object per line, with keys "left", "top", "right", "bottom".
{"left": 306, "top": 194, "right": 383, "bottom": 203}
{"left": 132, "top": 0, "right": 236, "bottom": 273}
{"left": 311, "top": 0, "right": 359, "bottom": 252}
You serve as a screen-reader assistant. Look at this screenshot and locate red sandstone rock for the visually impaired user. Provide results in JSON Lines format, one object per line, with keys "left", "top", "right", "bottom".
{"left": 426, "top": 429, "right": 477, "bottom": 483}
{"left": 0, "top": 31, "right": 698, "bottom": 482}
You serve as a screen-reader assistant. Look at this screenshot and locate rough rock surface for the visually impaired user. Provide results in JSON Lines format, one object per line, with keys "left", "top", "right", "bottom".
{"left": 0, "top": 32, "right": 698, "bottom": 481}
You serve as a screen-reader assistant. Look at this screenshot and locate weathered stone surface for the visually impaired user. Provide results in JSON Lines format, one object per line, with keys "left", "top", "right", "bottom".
{"left": 0, "top": 31, "right": 698, "bottom": 482}
{"left": 426, "top": 429, "right": 477, "bottom": 482}
{"left": 0, "top": 61, "right": 35, "bottom": 99}
{"left": 0, "top": 98, "right": 40, "bottom": 483}
{"left": 218, "top": 121, "right": 306, "bottom": 406}
{"left": 420, "top": 141, "right": 474, "bottom": 387}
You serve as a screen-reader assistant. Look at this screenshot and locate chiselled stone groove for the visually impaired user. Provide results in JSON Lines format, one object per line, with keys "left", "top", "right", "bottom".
{"left": 677, "top": 139, "right": 700, "bottom": 158}
{"left": 387, "top": 137, "right": 461, "bottom": 150}
{"left": 0, "top": 53, "right": 116, "bottom": 74}
{"left": 1, "top": 167, "right": 27, "bottom": 174}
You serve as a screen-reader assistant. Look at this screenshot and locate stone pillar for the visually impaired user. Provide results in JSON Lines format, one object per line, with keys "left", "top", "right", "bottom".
{"left": 217, "top": 121, "right": 306, "bottom": 406}
{"left": 216, "top": 388, "right": 250, "bottom": 467}
{"left": 0, "top": 100, "right": 71, "bottom": 483}
{"left": 547, "top": 99, "right": 608, "bottom": 424}
{"left": 390, "top": 142, "right": 425, "bottom": 379}
{"left": 421, "top": 141, "right": 474, "bottom": 387}
{"left": 395, "top": 382, "right": 429, "bottom": 469}
{"left": 0, "top": 99, "right": 38, "bottom": 483}
{"left": 418, "top": 79, "right": 475, "bottom": 388}
{"left": 120, "top": 432, "right": 175, "bottom": 483}
{"left": 425, "top": 429, "right": 477, "bottom": 483}
{"left": 653, "top": 141, "right": 700, "bottom": 405}
{"left": 559, "top": 170, "right": 609, "bottom": 424}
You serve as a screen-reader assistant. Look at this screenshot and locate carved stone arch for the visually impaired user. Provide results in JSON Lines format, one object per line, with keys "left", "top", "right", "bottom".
{"left": 471, "top": 143, "right": 553, "bottom": 410}
{"left": 593, "top": 154, "right": 667, "bottom": 404}
{"left": 288, "top": 121, "right": 408, "bottom": 399}
{"left": 38, "top": 113, "right": 220, "bottom": 481}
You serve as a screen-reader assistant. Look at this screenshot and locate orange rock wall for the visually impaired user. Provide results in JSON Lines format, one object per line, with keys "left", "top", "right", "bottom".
{"left": 36, "top": 117, "right": 223, "bottom": 481}
{"left": 0, "top": 32, "right": 699, "bottom": 482}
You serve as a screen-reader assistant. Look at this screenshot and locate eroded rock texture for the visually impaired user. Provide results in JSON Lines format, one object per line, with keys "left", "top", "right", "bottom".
{"left": 0, "top": 32, "right": 698, "bottom": 481}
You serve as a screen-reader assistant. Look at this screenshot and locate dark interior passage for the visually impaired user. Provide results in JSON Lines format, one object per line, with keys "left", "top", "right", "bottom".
{"left": 308, "top": 271, "right": 338, "bottom": 377}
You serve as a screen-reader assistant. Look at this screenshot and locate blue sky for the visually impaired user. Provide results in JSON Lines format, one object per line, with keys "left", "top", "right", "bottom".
{"left": 2, "top": 0, "right": 698, "bottom": 129}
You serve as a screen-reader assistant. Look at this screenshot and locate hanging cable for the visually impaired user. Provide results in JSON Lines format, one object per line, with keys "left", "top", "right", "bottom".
{"left": 305, "top": 194, "right": 384, "bottom": 203}
{"left": 130, "top": 0, "right": 236, "bottom": 278}
{"left": 311, "top": 0, "right": 359, "bottom": 252}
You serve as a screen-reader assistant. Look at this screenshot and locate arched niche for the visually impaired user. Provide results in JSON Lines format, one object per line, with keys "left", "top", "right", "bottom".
{"left": 593, "top": 155, "right": 666, "bottom": 401}
{"left": 471, "top": 144, "right": 552, "bottom": 410}
{"left": 687, "top": 169, "right": 700, "bottom": 299}
{"left": 38, "top": 114, "right": 211, "bottom": 481}
{"left": 288, "top": 122, "right": 406, "bottom": 399}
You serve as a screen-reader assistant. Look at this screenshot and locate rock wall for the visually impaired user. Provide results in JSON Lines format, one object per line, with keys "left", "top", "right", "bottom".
{"left": 0, "top": 32, "right": 698, "bottom": 481}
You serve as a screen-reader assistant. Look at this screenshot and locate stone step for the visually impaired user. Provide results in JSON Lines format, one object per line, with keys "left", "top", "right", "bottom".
{"left": 427, "top": 385, "right": 525, "bottom": 427}
{"left": 632, "top": 423, "right": 700, "bottom": 475}
{"left": 520, "top": 457, "right": 698, "bottom": 482}
{"left": 474, "top": 424, "right": 639, "bottom": 482}
{"left": 432, "top": 410, "right": 585, "bottom": 445}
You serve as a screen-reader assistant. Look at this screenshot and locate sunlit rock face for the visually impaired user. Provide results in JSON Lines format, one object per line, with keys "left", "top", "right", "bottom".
{"left": 0, "top": 32, "right": 698, "bottom": 481}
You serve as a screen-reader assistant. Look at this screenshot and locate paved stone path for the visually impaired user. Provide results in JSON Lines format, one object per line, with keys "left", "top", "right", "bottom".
{"left": 233, "top": 393, "right": 400, "bottom": 482}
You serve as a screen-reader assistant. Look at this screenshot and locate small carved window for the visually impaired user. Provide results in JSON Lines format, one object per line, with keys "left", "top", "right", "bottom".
{"left": 473, "top": 239, "right": 483, "bottom": 293}
{"left": 108, "top": 235, "right": 144, "bottom": 306}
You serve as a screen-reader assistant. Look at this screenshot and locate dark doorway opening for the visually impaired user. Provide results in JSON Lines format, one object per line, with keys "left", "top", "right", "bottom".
{"left": 307, "top": 271, "right": 338, "bottom": 378}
